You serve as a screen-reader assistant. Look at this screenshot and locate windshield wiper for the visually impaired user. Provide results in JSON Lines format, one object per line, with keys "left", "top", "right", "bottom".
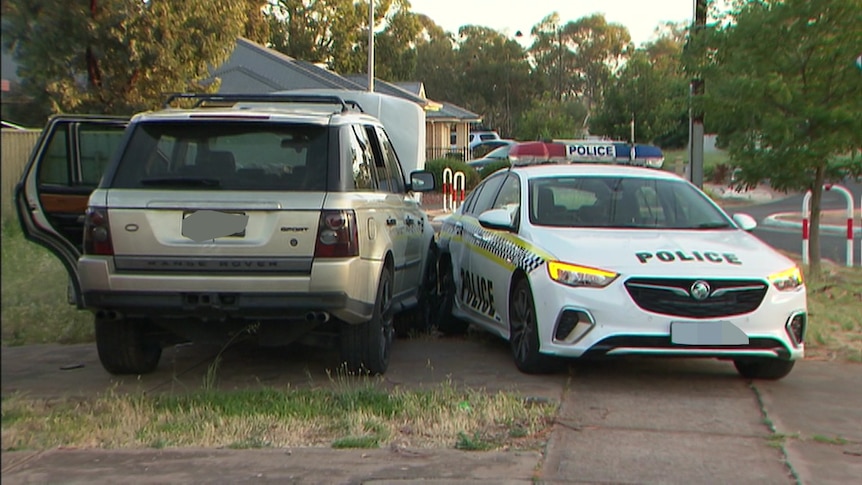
{"left": 692, "top": 222, "right": 733, "bottom": 229}
{"left": 140, "top": 177, "right": 221, "bottom": 188}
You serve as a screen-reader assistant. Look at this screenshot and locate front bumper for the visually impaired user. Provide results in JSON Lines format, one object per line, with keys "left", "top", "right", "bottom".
{"left": 530, "top": 274, "right": 806, "bottom": 361}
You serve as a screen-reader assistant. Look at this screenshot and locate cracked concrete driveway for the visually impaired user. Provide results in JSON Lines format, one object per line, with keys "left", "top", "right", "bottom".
{"left": 2, "top": 336, "right": 860, "bottom": 484}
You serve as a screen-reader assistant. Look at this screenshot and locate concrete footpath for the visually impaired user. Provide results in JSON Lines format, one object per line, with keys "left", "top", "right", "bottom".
{"left": 2, "top": 340, "right": 861, "bottom": 484}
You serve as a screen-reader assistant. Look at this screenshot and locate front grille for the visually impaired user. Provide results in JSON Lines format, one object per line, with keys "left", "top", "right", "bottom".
{"left": 624, "top": 278, "right": 768, "bottom": 318}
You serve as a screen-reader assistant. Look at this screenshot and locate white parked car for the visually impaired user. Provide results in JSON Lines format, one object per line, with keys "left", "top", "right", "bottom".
{"left": 435, "top": 163, "right": 806, "bottom": 379}
{"left": 468, "top": 131, "right": 501, "bottom": 150}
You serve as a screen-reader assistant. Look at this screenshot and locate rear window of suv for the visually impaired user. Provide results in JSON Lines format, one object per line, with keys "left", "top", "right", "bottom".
{"left": 110, "top": 121, "right": 328, "bottom": 191}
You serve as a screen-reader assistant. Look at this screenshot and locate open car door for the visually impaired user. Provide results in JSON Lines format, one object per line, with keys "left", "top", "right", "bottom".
{"left": 14, "top": 115, "right": 129, "bottom": 308}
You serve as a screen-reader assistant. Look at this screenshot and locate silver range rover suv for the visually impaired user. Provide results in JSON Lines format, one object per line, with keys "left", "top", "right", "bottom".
{"left": 15, "top": 93, "right": 437, "bottom": 376}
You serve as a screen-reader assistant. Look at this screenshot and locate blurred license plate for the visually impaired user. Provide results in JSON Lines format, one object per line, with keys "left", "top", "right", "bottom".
{"left": 670, "top": 321, "right": 749, "bottom": 346}
{"left": 182, "top": 210, "right": 247, "bottom": 238}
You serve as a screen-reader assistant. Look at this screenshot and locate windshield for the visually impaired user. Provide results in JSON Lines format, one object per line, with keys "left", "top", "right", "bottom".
{"left": 110, "top": 121, "right": 329, "bottom": 191}
{"left": 528, "top": 176, "right": 733, "bottom": 229}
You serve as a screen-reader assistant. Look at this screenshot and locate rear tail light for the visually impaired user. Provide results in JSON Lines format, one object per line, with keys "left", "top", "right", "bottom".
{"left": 83, "top": 207, "right": 114, "bottom": 256}
{"left": 314, "top": 210, "right": 358, "bottom": 258}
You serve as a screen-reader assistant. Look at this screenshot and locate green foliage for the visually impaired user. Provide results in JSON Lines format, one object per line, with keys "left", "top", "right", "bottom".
{"left": 2, "top": 0, "right": 247, "bottom": 123}
{"left": 590, "top": 40, "right": 688, "bottom": 146}
{"left": 515, "top": 94, "right": 588, "bottom": 141}
{"left": 528, "top": 13, "right": 630, "bottom": 110}
{"left": 478, "top": 160, "right": 512, "bottom": 179}
{"left": 455, "top": 431, "right": 495, "bottom": 451}
{"left": 689, "top": 0, "right": 862, "bottom": 193}
{"left": 1, "top": 222, "right": 93, "bottom": 346}
{"left": 686, "top": 0, "right": 862, "bottom": 274}
{"left": 424, "top": 158, "right": 481, "bottom": 192}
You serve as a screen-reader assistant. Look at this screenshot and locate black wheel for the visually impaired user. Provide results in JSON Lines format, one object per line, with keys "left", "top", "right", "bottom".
{"left": 394, "top": 244, "right": 438, "bottom": 338}
{"left": 509, "top": 278, "right": 558, "bottom": 374}
{"left": 95, "top": 316, "right": 162, "bottom": 375}
{"left": 340, "top": 266, "right": 394, "bottom": 375}
{"left": 435, "top": 256, "right": 469, "bottom": 336}
{"left": 733, "top": 358, "right": 795, "bottom": 380}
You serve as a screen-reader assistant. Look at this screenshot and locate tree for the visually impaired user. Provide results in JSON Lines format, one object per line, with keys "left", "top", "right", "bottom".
{"left": 266, "top": 0, "right": 366, "bottom": 72}
{"left": 450, "top": 26, "right": 532, "bottom": 137}
{"left": 690, "top": 0, "right": 862, "bottom": 275}
{"left": 566, "top": 13, "right": 631, "bottom": 113}
{"left": 2, "top": 0, "right": 246, "bottom": 122}
{"left": 515, "top": 94, "right": 587, "bottom": 141}
{"left": 590, "top": 30, "right": 688, "bottom": 146}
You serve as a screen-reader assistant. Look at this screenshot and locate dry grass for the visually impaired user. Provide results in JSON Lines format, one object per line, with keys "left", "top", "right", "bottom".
{"left": 1, "top": 381, "right": 557, "bottom": 452}
{"left": 803, "top": 264, "right": 862, "bottom": 362}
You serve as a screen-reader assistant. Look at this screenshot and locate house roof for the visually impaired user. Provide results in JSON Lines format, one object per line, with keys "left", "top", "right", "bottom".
{"left": 393, "top": 82, "right": 424, "bottom": 98}
{"left": 343, "top": 74, "right": 428, "bottom": 106}
{"left": 211, "top": 37, "right": 480, "bottom": 123}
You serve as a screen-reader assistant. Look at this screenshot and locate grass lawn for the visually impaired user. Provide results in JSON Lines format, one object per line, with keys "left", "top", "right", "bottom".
{"left": 1, "top": 382, "right": 556, "bottom": 451}
{"left": 1, "top": 221, "right": 94, "bottom": 346}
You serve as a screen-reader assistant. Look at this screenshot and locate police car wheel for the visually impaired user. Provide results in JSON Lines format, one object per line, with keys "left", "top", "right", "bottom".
{"left": 394, "top": 244, "right": 438, "bottom": 338}
{"left": 340, "top": 266, "right": 394, "bottom": 375}
{"left": 435, "top": 257, "right": 469, "bottom": 335}
{"left": 733, "top": 358, "right": 795, "bottom": 380}
{"left": 509, "top": 278, "right": 558, "bottom": 374}
{"left": 95, "top": 315, "right": 162, "bottom": 375}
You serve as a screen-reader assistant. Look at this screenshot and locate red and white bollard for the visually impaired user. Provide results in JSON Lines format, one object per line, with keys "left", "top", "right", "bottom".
{"left": 442, "top": 167, "right": 453, "bottom": 212}
{"left": 453, "top": 171, "right": 466, "bottom": 213}
{"left": 802, "top": 184, "right": 856, "bottom": 267}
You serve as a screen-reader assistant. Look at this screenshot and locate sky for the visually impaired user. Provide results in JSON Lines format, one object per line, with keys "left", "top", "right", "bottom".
{"left": 407, "top": 0, "right": 695, "bottom": 47}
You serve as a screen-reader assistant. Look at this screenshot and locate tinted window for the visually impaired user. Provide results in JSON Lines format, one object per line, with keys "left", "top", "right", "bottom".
{"left": 467, "top": 173, "right": 506, "bottom": 216}
{"left": 349, "top": 125, "right": 376, "bottom": 191}
{"left": 79, "top": 125, "right": 126, "bottom": 185}
{"left": 111, "top": 121, "right": 329, "bottom": 191}
{"left": 373, "top": 126, "right": 405, "bottom": 193}
{"left": 38, "top": 129, "right": 69, "bottom": 185}
{"left": 529, "top": 176, "right": 732, "bottom": 229}
{"left": 491, "top": 174, "right": 521, "bottom": 228}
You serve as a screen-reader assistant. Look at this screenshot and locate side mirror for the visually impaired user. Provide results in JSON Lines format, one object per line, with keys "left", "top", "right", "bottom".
{"left": 408, "top": 170, "right": 435, "bottom": 192}
{"left": 478, "top": 208, "right": 515, "bottom": 232}
{"left": 733, "top": 213, "right": 757, "bottom": 231}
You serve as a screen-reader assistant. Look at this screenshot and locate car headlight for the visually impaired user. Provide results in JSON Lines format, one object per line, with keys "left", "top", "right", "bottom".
{"left": 768, "top": 267, "right": 804, "bottom": 291}
{"left": 547, "top": 261, "right": 619, "bottom": 288}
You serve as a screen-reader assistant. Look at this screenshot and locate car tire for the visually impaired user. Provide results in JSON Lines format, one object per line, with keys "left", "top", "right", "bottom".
{"left": 95, "top": 316, "right": 162, "bottom": 375}
{"left": 509, "top": 278, "right": 559, "bottom": 374}
{"left": 340, "top": 266, "right": 394, "bottom": 375}
{"left": 733, "top": 358, "right": 795, "bottom": 380}
{"left": 435, "top": 256, "right": 469, "bottom": 336}
{"left": 394, "top": 244, "right": 438, "bottom": 338}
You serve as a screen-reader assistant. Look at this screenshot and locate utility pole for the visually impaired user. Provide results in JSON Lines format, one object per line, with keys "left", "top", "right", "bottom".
{"left": 688, "top": 0, "right": 707, "bottom": 187}
{"left": 367, "top": 0, "right": 374, "bottom": 92}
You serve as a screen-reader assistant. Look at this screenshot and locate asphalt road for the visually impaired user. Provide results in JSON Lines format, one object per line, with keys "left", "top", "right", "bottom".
{"left": 728, "top": 179, "right": 862, "bottom": 267}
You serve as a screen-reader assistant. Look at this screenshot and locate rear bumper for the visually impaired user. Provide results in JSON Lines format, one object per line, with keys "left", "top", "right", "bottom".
{"left": 78, "top": 255, "right": 385, "bottom": 324}
{"left": 82, "top": 290, "right": 374, "bottom": 324}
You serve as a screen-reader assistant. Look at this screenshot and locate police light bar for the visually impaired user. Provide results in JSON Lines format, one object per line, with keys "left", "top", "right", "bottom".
{"left": 508, "top": 141, "right": 568, "bottom": 166}
{"left": 508, "top": 140, "right": 665, "bottom": 168}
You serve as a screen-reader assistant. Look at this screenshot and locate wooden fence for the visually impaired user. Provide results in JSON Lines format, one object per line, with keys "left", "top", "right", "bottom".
{"left": 1, "top": 129, "right": 41, "bottom": 221}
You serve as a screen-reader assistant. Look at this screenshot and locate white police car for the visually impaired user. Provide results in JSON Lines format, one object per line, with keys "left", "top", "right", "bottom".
{"left": 435, "top": 163, "right": 806, "bottom": 379}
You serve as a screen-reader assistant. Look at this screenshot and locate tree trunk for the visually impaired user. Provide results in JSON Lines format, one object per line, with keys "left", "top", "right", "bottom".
{"left": 808, "top": 165, "right": 825, "bottom": 277}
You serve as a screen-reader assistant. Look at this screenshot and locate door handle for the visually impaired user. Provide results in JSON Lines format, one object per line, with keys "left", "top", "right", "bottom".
{"left": 386, "top": 217, "right": 397, "bottom": 226}
{"left": 470, "top": 231, "right": 490, "bottom": 242}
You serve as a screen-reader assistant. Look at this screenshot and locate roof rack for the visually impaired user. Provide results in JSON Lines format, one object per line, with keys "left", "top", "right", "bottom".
{"left": 162, "top": 93, "right": 364, "bottom": 114}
